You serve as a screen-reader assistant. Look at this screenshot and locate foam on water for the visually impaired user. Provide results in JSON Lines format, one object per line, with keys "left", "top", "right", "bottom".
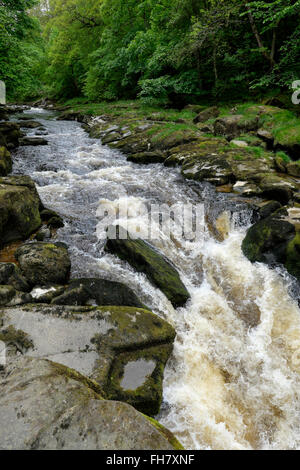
{"left": 12, "top": 108, "right": 300, "bottom": 450}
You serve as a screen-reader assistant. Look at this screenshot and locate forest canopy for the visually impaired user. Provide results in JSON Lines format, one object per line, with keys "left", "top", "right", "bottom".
{"left": 1, "top": 0, "right": 300, "bottom": 103}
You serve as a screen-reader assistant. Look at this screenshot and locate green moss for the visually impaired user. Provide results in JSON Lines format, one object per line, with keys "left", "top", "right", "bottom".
{"left": 144, "top": 415, "right": 185, "bottom": 450}
{"left": 0, "top": 325, "right": 33, "bottom": 350}
{"left": 285, "top": 232, "right": 300, "bottom": 281}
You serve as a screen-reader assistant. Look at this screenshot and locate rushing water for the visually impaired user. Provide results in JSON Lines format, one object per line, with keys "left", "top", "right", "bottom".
{"left": 11, "top": 108, "right": 300, "bottom": 450}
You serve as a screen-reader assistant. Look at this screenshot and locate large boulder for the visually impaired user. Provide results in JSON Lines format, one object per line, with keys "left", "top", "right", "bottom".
{"left": 0, "top": 177, "right": 42, "bottom": 246}
{"left": 0, "top": 356, "right": 182, "bottom": 450}
{"left": 15, "top": 242, "right": 71, "bottom": 286}
{"left": 0, "top": 305, "right": 176, "bottom": 416}
{"left": 105, "top": 226, "right": 190, "bottom": 308}
{"left": 182, "top": 154, "right": 234, "bottom": 186}
{"left": 0, "top": 122, "right": 21, "bottom": 149}
{"left": 17, "top": 120, "right": 42, "bottom": 129}
{"left": 20, "top": 137, "right": 48, "bottom": 146}
{"left": 242, "top": 211, "right": 300, "bottom": 281}
{"left": 0, "top": 146, "right": 12, "bottom": 176}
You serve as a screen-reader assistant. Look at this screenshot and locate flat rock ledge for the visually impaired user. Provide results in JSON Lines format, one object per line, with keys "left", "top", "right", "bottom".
{"left": 0, "top": 356, "right": 182, "bottom": 450}
{"left": 0, "top": 304, "right": 176, "bottom": 417}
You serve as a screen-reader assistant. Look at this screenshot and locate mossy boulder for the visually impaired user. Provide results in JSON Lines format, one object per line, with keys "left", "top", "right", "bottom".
{"left": 286, "top": 161, "right": 300, "bottom": 177}
{"left": 0, "top": 178, "right": 42, "bottom": 246}
{"left": 0, "top": 356, "right": 181, "bottom": 449}
{"left": 0, "top": 262, "right": 30, "bottom": 292}
{"left": 20, "top": 137, "right": 48, "bottom": 146}
{"left": 0, "top": 122, "right": 21, "bottom": 149}
{"left": 105, "top": 226, "right": 190, "bottom": 308}
{"left": 242, "top": 213, "right": 300, "bottom": 281}
{"left": 214, "top": 114, "right": 259, "bottom": 139}
{"left": 18, "top": 120, "right": 42, "bottom": 129}
{"left": 49, "top": 278, "right": 146, "bottom": 308}
{"left": 0, "top": 147, "right": 12, "bottom": 176}
{"left": 15, "top": 242, "right": 71, "bottom": 286}
{"left": 257, "top": 174, "right": 296, "bottom": 204}
{"left": 0, "top": 304, "right": 176, "bottom": 417}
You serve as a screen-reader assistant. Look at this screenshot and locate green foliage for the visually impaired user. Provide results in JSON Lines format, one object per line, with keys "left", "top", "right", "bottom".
{"left": 2, "top": 0, "right": 300, "bottom": 103}
{"left": 0, "top": 0, "right": 45, "bottom": 100}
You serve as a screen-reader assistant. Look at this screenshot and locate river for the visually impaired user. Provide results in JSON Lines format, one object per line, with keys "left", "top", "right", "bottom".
{"left": 11, "top": 107, "right": 300, "bottom": 450}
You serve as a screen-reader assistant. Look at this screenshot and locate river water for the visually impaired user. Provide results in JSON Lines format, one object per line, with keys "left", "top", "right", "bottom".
{"left": 11, "top": 108, "right": 300, "bottom": 450}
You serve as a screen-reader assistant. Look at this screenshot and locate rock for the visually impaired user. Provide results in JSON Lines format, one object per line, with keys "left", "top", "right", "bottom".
{"left": 0, "top": 106, "right": 9, "bottom": 121}
{"left": 233, "top": 181, "right": 262, "bottom": 197}
{"left": 0, "top": 122, "right": 21, "bottom": 149}
{"left": 20, "top": 137, "right": 48, "bottom": 146}
{"left": 62, "top": 278, "right": 146, "bottom": 308}
{"left": 47, "top": 216, "right": 64, "bottom": 229}
{"left": 259, "top": 201, "right": 282, "bottom": 220}
{"left": 0, "top": 263, "right": 30, "bottom": 292}
{"left": 258, "top": 175, "right": 296, "bottom": 204}
{"left": 0, "top": 285, "right": 15, "bottom": 305}
{"left": 286, "top": 162, "right": 300, "bottom": 177}
{"left": 105, "top": 226, "right": 190, "bottom": 308}
{"left": 127, "top": 151, "right": 166, "bottom": 164}
{"left": 30, "top": 285, "right": 65, "bottom": 303}
{"left": 18, "top": 120, "right": 42, "bottom": 129}
{"left": 196, "top": 123, "right": 214, "bottom": 133}
{"left": 182, "top": 155, "right": 234, "bottom": 186}
{"left": 0, "top": 305, "right": 176, "bottom": 417}
{"left": 285, "top": 232, "right": 300, "bottom": 281}
{"left": 51, "top": 285, "right": 89, "bottom": 306}
{"left": 0, "top": 146, "right": 12, "bottom": 176}
{"left": 214, "top": 115, "right": 258, "bottom": 139}
{"left": 230, "top": 140, "right": 248, "bottom": 148}
{"left": 15, "top": 242, "right": 71, "bottom": 287}
{"left": 0, "top": 356, "right": 181, "bottom": 449}
{"left": 274, "top": 155, "right": 287, "bottom": 173}
{"left": 242, "top": 214, "right": 296, "bottom": 270}
{"left": 184, "top": 104, "right": 206, "bottom": 113}
{"left": 35, "top": 226, "right": 51, "bottom": 241}
{"left": 257, "top": 128, "right": 274, "bottom": 147}
{"left": 40, "top": 208, "right": 61, "bottom": 221}
{"left": 193, "top": 106, "right": 220, "bottom": 123}
{"left": 0, "top": 177, "right": 42, "bottom": 246}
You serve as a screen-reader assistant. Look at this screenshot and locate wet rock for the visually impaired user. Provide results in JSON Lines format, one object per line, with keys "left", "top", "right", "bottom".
{"left": 258, "top": 175, "right": 296, "bottom": 204}
{"left": 127, "top": 151, "right": 166, "bottom": 165}
{"left": 0, "top": 122, "right": 21, "bottom": 149}
{"left": 193, "top": 106, "right": 220, "bottom": 123}
{"left": 0, "top": 177, "right": 41, "bottom": 246}
{"left": 0, "top": 285, "right": 15, "bottom": 305}
{"left": 20, "top": 137, "right": 48, "bottom": 146}
{"left": 40, "top": 208, "right": 61, "bottom": 222}
{"left": 242, "top": 212, "right": 300, "bottom": 280}
{"left": 105, "top": 226, "right": 190, "bottom": 308}
{"left": 196, "top": 123, "right": 214, "bottom": 133}
{"left": 15, "top": 242, "right": 71, "bottom": 287}
{"left": 0, "top": 263, "right": 30, "bottom": 292}
{"left": 233, "top": 181, "right": 262, "bottom": 197}
{"left": 0, "top": 356, "right": 181, "bottom": 449}
{"left": 0, "top": 106, "right": 9, "bottom": 121}
{"left": 0, "top": 305, "right": 176, "bottom": 417}
{"left": 0, "top": 146, "right": 12, "bottom": 176}
{"left": 182, "top": 155, "right": 234, "bottom": 186}
{"left": 18, "top": 120, "right": 42, "bottom": 129}
{"left": 35, "top": 226, "right": 51, "bottom": 241}
{"left": 51, "top": 285, "right": 89, "bottom": 306}
{"left": 30, "top": 285, "right": 65, "bottom": 303}
{"left": 259, "top": 201, "right": 282, "bottom": 220}
{"left": 47, "top": 216, "right": 64, "bottom": 229}
{"left": 63, "top": 278, "right": 146, "bottom": 308}
{"left": 274, "top": 155, "right": 287, "bottom": 173}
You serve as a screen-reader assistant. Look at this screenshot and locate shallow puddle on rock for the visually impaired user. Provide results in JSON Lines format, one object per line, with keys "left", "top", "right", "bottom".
{"left": 120, "top": 359, "right": 156, "bottom": 390}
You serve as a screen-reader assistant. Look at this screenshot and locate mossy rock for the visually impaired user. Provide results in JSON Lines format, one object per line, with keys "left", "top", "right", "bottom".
{"left": 15, "top": 242, "right": 71, "bottom": 286}
{"left": 285, "top": 232, "right": 300, "bottom": 281}
{"left": 0, "top": 181, "right": 41, "bottom": 247}
{"left": 0, "top": 147, "right": 12, "bottom": 176}
{"left": 242, "top": 215, "right": 296, "bottom": 266}
{"left": 105, "top": 226, "right": 190, "bottom": 308}
{"left": 182, "top": 154, "right": 234, "bottom": 186}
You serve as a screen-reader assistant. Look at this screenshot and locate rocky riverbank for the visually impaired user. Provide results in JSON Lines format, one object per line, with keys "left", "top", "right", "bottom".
{"left": 57, "top": 100, "right": 300, "bottom": 283}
